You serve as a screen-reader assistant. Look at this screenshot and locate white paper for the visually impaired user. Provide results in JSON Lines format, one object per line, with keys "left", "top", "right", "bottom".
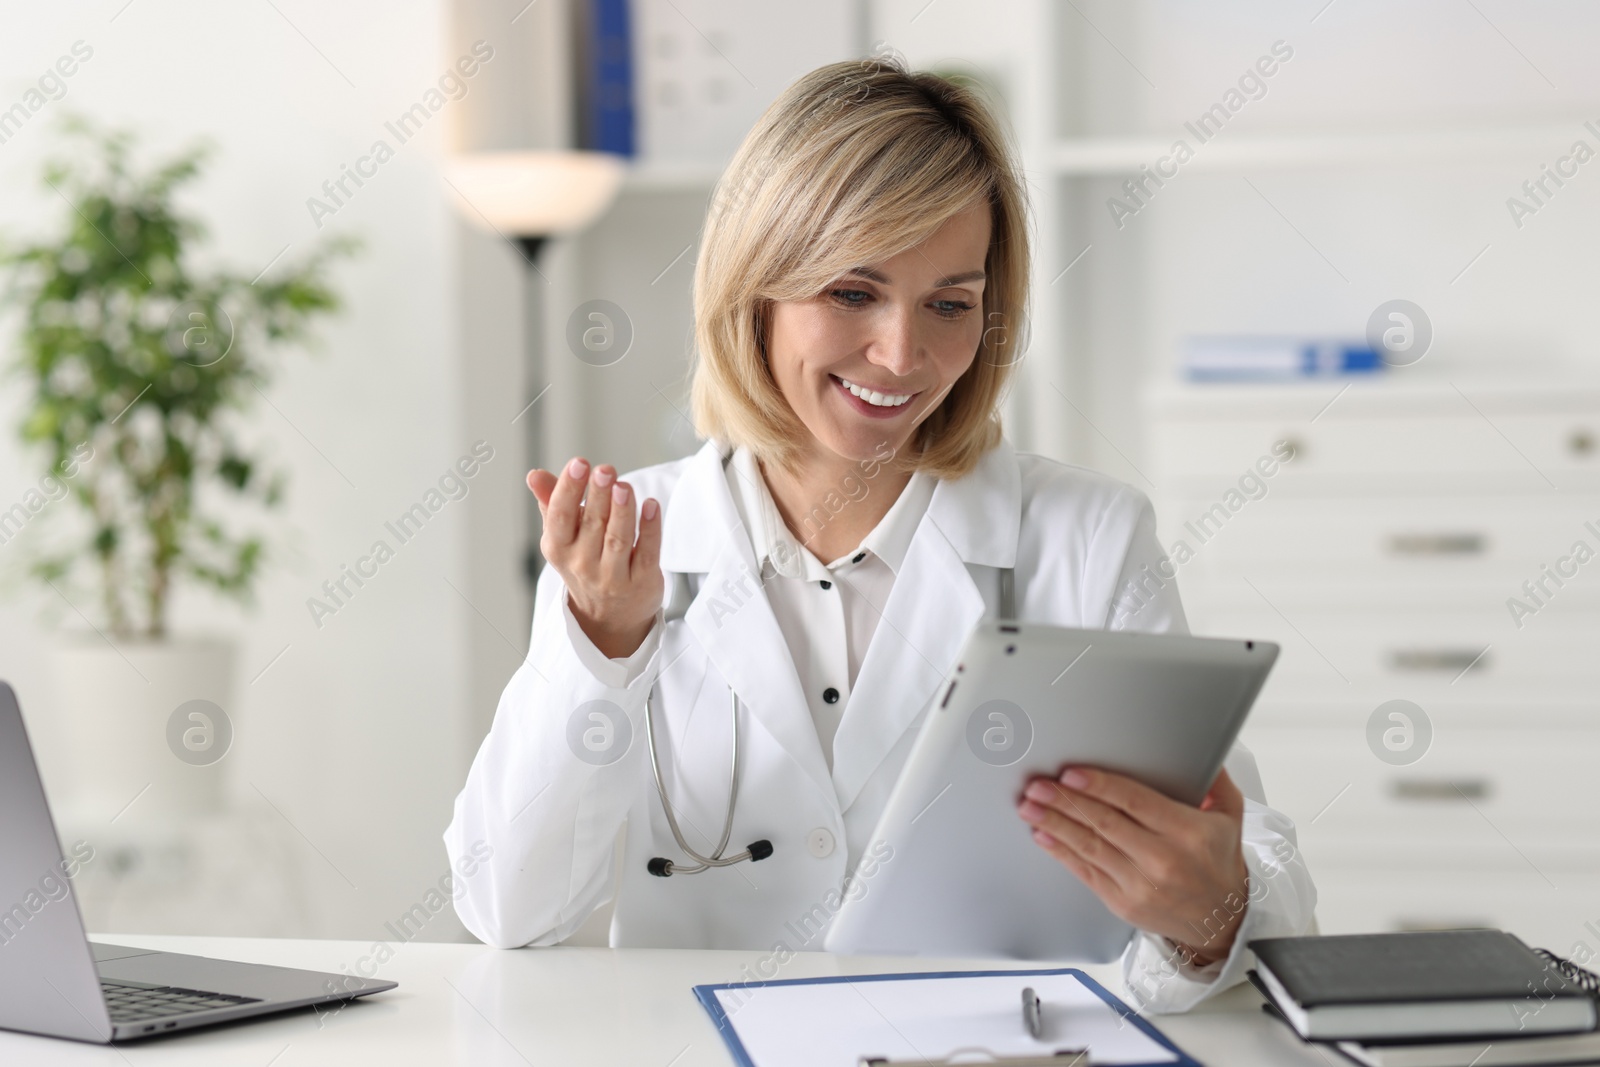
{"left": 709, "top": 971, "right": 1181, "bottom": 1067}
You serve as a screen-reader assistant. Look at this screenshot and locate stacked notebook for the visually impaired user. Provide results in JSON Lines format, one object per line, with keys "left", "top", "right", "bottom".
{"left": 1248, "top": 930, "right": 1600, "bottom": 1067}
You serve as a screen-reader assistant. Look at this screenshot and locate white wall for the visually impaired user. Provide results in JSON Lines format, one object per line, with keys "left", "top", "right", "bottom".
{"left": 0, "top": 0, "right": 521, "bottom": 941}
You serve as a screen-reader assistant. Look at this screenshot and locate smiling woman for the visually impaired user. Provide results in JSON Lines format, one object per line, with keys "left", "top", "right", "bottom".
{"left": 447, "top": 53, "right": 1316, "bottom": 1018}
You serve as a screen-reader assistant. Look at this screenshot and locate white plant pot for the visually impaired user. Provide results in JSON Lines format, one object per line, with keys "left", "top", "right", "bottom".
{"left": 45, "top": 637, "right": 236, "bottom": 824}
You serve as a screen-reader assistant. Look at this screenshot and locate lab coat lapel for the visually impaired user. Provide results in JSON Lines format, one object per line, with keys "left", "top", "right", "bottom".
{"left": 829, "top": 521, "right": 984, "bottom": 812}
{"left": 830, "top": 439, "right": 1022, "bottom": 812}
{"left": 659, "top": 441, "right": 836, "bottom": 805}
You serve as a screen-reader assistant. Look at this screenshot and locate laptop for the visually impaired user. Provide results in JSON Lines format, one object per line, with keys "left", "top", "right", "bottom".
{"left": 0, "top": 681, "right": 396, "bottom": 1043}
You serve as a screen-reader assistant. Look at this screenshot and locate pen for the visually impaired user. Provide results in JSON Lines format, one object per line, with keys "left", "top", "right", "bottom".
{"left": 1022, "top": 985, "right": 1042, "bottom": 1039}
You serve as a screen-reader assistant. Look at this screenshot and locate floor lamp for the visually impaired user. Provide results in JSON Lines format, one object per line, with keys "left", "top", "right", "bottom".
{"left": 443, "top": 150, "right": 625, "bottom": 587}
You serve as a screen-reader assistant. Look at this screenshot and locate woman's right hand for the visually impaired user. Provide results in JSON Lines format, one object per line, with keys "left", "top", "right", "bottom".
{"left": 528, "top": 456, "right": 663, "bottom": 660}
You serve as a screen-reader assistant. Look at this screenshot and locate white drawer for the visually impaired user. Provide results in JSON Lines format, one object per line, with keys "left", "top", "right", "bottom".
{"left": 1193, "top": 608, "right": 1599, "bottom": 697}
{"left": 1243, "top": 725, "right": 1600, "bottom": 844}
{"left": 1178, "top": 573, "right": 1600, "bottom": 614}
{"left": 1156, "top": 495, "right": 1600, "bottom": 589}
{"left": 1150, "top": 414, "right": 1600, "bottom": 493}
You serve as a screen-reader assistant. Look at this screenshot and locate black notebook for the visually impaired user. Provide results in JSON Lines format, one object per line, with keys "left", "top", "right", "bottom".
{"left": 1248, "top": 930, "right": 1599, "bottom": 1042}
{"left": 1254, "top": 988, "right": 1600, "bottom": 1067}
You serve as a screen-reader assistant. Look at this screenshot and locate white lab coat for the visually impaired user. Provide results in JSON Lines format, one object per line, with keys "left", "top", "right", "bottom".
{"left": 445, "top": 436, "right": 1317, "bottom": 1012}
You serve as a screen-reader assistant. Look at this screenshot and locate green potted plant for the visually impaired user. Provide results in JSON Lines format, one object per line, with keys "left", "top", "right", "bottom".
{"left": 0, "top": 117, "right": 354, "bottom": 820}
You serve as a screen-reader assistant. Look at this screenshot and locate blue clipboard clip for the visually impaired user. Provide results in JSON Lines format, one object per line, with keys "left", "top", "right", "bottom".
{"left": 860, "top": 1050, "right": 1092, "bottom": 1066}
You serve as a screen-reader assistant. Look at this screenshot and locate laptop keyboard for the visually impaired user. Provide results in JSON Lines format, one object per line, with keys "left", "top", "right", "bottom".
{"left": 102, "top": 978, "right": 261, "bottom": 1023}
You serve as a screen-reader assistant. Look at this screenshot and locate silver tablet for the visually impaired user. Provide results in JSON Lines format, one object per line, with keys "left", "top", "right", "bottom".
{"left": 824, "top": 622, "right": 1278, "bottom": 963}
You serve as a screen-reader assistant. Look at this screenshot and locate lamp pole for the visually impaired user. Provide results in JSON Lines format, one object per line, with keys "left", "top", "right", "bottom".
{"left": 517, "top": 235, "right": 548, "bottom": 590}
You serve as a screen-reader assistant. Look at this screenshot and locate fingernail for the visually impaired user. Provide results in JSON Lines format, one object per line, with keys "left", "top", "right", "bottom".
{"left": 642, "top": 498, "right": 659, "bottom": 520}
{"left": 593, "top": 466, "right": 614, "bottom": 487}
{"left": 612, "top": 482, "right": 629, "bottom": 505}
{"left": 1017, "top": 799, "right": 1043, "bottom": 822}
{"left": 1024, "top": 781, "right": 1054, "bottom": 802}
{"left": 1060, "top": 769, "right": 1089, "bottom": 789}
{"left": 567, "top": 457, "right": 589, "bottom": 479}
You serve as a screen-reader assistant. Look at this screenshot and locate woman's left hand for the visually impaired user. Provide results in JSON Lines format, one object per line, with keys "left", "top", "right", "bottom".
{"left": 1017, "top": 766, "right": 1249, "bottom": 967}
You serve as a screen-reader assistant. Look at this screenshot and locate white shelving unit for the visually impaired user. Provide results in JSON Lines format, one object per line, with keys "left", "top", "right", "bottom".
{"left": 1053, "top": 121, "right": 1600, "bottom": 174}
{"left": 1147, "top": 378, "right": 1600, "bottom": 943}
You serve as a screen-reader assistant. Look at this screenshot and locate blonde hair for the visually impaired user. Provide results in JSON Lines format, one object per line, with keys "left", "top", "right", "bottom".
{"left": 689, "top": 55, "right": 1032, "bottom": 480}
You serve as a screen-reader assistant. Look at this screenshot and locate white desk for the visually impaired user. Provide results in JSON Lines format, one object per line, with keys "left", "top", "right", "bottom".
{"left": 2, "top": 935, "right": 1328, "bottom": 1064}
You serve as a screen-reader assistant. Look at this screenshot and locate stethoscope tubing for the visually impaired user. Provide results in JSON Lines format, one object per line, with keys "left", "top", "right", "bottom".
{"left": 645, "top": 683, "right": 769, "bottom": 875}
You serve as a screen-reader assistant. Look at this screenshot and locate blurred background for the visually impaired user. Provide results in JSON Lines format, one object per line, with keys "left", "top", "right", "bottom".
{"left": 2, "top": 0, "right": 1599, "bottom": 954}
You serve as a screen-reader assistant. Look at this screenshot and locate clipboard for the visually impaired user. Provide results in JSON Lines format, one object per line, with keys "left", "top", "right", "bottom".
{"left": 693, "top": 967, "right": 1202, "bottom": 1067}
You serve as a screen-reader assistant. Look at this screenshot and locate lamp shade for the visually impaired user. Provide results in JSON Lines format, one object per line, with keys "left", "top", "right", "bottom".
{"left": 443, "top": 150, "right": 625, "bottom": 237}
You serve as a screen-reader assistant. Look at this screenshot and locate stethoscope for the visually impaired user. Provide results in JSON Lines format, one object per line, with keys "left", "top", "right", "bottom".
{"left": 641, "top": 554, "right": 1017, "bottom": 878}
{"left": 645, "top": 568, "right": 773, "bottom": 876}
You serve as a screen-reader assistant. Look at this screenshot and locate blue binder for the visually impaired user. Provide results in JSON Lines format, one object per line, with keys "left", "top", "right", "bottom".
{"left": 579, "top": 0, "right": 635, "bottom": 156}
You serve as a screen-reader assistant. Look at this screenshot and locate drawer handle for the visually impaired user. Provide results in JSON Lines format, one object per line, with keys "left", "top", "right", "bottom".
{"left": 1389, "top": 649, "right": 1490, "bottom": 673}
{"left": 1390, "top": 778, "right": 1491, "bottom": 801}
{"left": 1396, "top": 917, "right": 1495, "bottom": 932}
{"left": 1388, "top": 533, "right": 1486, "bottom": 556}
{"left": 1571, "top": 429, "right": 1595, "bottom": 457}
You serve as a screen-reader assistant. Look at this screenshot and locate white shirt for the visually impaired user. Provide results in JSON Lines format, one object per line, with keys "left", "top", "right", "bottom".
{"left": 562, "top": 445, "right": 936, "bottom": 773}
{"left": 723, "top": 446, "right": 936, "bottom": 771}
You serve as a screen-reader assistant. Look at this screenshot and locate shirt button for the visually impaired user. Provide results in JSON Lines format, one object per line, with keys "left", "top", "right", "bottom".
{"left": 851, "top": 552, "right": 866, "bottom": 564}
{"left": 807, "top": 828, "right": 835, "bottom": 858}
{"left": 822, "top": 687, "right": 839, "bottom": 704}
{"left": 819, "top": 580, "right": 832, "bottom": 590}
